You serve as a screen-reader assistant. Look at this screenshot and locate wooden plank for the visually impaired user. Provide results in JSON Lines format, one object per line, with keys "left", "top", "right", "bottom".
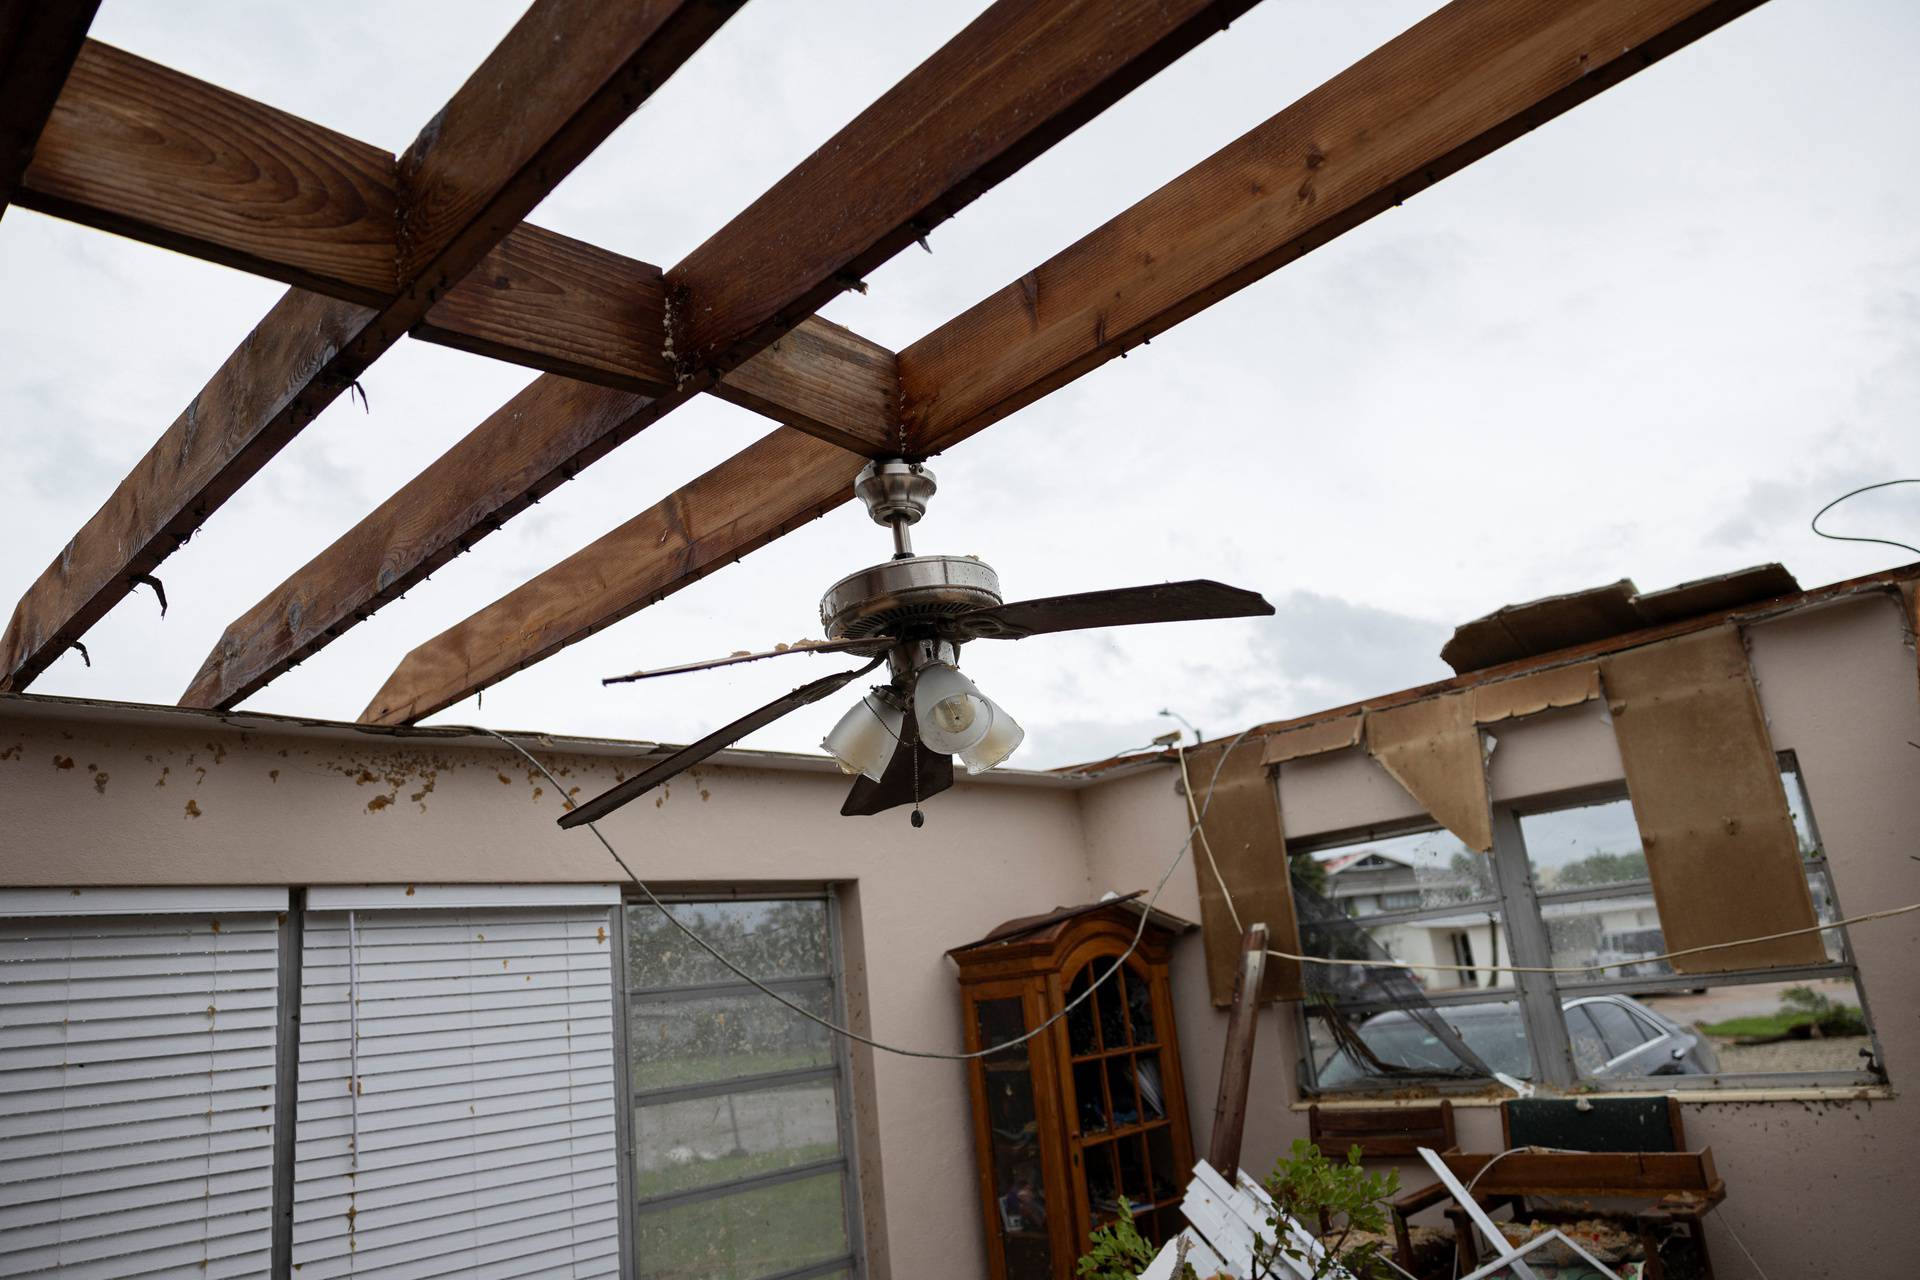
{"left": 668, "top": 0, "right": 1261, "bottom": 377}
{"left": 181, "top": 322, "right": 898, "bottom": 710}
{"left": 17, "top": 46, "right": 885, "bottom": 438}
{"left": 180, "top": 378, "right": 656, "bottom": 710}
{"left": 1437, "top": 1150, "right": 1716, "bottom": 1196}
{"left": 0, "top": 0, "right": 98, "bottom": 218}
{"left": 0, "top": 288, "right": 381, "bottom": 692}
{"left": 0, "top": 0, "right": 737, "bottom": 692}
{"left": 357, "top": 430, "right": 866, "bottom": 726}
{"left": 900, "top": 0, "right": 1771, "bottom": 455}
{"left": 1206, "top": 922, "right": 1267, "bottom": 1181}
{"left": 16, "top": 40, "right": 398, "bottom": 303}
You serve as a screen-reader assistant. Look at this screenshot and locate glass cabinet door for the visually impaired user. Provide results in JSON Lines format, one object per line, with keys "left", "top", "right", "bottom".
{"left": 1063, "top": 959, "right": 1183, "bottom": 1246}
{"left": 975, "top": 996, "right": 1053, "bottom": 1280}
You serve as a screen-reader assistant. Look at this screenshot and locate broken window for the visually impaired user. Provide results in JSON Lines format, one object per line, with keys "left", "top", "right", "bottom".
{"left": 1294, "top": 756, "right": 1884, "bottom": 1094}
{"left": 619, "top": 894, "right": 863, "bottom": 1280}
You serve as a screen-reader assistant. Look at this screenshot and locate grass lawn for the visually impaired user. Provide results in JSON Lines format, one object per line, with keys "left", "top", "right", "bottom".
{"left": 632, "top": 1048, "right": 829, "bottom": 1091}
{"left": 636, "top": 1164, "right": 848, "bottom": 1280}
{"left": 634, "top": 1142, "right": 839, "bottom": 1201}
{"left": 1700, "top": 1005, "right": 1864, "bottom": 1038}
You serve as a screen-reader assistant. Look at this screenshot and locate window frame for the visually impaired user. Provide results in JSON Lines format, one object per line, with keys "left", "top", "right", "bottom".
{"left": 613, "top": 887, "right": 867, "bottom": 1280}
{"left": 1293, "top": 752, "right": 1889, "bottom": 1098}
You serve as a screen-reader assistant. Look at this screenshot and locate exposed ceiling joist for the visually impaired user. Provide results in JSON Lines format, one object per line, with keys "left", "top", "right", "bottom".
{"left": 17, "top": 41, "right": 890, "bottom": 435}
{"left": 0, "top": 0, "right": 741, "bottom": 693}
{"left": 0, "top": 0, "right": 98, "bottom": 220}
{"left": 665, "top": 0, "right": 1262, "bottom": 378}
{"left": 184, "top": 0, "right": 1260, "bottom": 713}
{"left": 180, "top": 320, "right": 890, "bottom": 711}
{"left": 358, "top": 429, "right": 864, "bottom": 726}
{"left": 900, "top": 0, "right": 1770, "bottom": 455}
{"left": 363, "top": 0, "right": 1771, "bottom": 725}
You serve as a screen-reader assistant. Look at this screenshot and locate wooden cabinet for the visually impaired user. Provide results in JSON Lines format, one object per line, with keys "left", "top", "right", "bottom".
{"left": 951, "top": 903, "right": 1195, "bottom": 1280}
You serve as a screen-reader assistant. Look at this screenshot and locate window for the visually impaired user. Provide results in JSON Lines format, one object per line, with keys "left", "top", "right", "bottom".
{"left": 619, "top": 894, "right": 863, "bottom": 1280}
{"left": 1295, "top": 758, "right": 1884, "bottom": 1094}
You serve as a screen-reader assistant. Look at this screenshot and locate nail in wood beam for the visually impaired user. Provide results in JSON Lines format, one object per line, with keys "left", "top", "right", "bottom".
{"left": 0, "top": 0, "right": 98, "bottom": 220}
{"left": 900, "top": 0, "right": 1771, "bottom": 456}
{"left": 0, "top": 0, "right": 740, "bottom": 692}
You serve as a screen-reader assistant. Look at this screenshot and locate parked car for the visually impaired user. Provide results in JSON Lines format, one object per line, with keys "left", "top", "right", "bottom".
{"left": 1315, "top": 994, "right": 1718, "bottom": 1086}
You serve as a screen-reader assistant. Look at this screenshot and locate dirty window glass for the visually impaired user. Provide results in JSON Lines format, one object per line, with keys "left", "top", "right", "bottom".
{"left": 624, "top": 897, "right": 858, "bottom": 1280}
{"left": 1302, "top": 827, "right": 1495, "bottom": 917}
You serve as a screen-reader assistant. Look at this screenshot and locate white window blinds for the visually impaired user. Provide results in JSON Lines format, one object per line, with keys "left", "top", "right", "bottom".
{"left": 290, "top": 893, "right": 620, "bottom": 1279}
{"left": 0, "top": 897, "right": 287, "bottom": 1279}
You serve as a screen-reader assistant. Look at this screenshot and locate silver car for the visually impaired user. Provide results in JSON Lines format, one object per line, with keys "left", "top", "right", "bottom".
{"left": 1315, "top": 994, "right": 1718, "bottom": 1086}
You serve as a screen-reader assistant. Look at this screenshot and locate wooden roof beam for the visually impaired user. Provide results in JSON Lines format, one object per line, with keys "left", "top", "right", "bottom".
{"left": 360, "top": 0, "right": 1770, "bottom": 726}
{"left": 0, "top": 0, "right": 98, "bottom": 220}
{"left": 15, "top": 40, "right": 890, "bottom": 444}
{"left": 900, "top": 0, "right": 1771, "bottom": 456}
{"left": 190, "top": 0, "right": 1260, "bottom": 714}
{"left": 0, "top": 0, "right": 742, "bottom": 692}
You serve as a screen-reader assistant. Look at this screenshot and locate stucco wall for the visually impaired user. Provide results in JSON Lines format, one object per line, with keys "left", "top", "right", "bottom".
{"left": 1078, "top": 591, "right": 1920, "bottom": 1279}
{"left": 0, "top": 703, "right": 1098, "bottom": 1280}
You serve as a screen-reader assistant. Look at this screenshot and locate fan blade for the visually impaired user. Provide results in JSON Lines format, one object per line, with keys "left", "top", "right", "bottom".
{"left": 560, "top": 656, "right": 884, "bottom": 829}
{"left": 604, "top": 637, "right": 891, "bottom": 685}
{"left": 840, "top": 717, "right": 955, "bottom": 817}
{"left": 953, "top": 579, "right": 1273, "bottom": 640}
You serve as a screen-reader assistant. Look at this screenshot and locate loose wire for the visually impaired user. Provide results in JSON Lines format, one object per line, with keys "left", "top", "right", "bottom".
{"left": 1811, "top": 477, "right": 1920, "bottom": 559}
{"left": 480, "top": 724, "right": 1254, "bottom": 1062}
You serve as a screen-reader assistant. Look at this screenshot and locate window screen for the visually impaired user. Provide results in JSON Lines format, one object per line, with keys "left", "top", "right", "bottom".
{"left": 621, "top": 897, "right": 861, "bottom": 1280}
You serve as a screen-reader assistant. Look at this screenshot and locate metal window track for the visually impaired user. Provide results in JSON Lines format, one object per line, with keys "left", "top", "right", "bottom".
{"left": 633, "top": 1063, "right": 840, "bottom": 1107}
{"left": 633, "top": 1155, "right": 847, "bottom": 1215}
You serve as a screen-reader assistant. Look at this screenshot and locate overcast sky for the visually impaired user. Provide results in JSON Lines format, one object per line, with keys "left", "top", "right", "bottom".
{"left": 3, "top": 0, "right": 1916, "bottom": 770}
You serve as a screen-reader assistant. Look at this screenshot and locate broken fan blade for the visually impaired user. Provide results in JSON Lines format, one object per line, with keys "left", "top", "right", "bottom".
{"left": 840, "top": 715, "right": 954, "bottom": 816}
{"left": 603, "top": 636, "right": 891, "bottom": 684}
{"left": 560, "top": 657, "right": 884, "bottom": 829}
{"left": 952, "top": 579, "right": 1273, "bottom": 640}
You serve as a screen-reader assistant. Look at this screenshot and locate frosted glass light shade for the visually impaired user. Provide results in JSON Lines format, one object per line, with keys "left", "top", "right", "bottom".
{"left": 913, "top": 663, "right": 992, "bottom": 755}
{"left": 822, "top": 693, "right": 904, "bottom": 781}
{"left": 959, "top": 700, "right": 1024, "bottom": 774}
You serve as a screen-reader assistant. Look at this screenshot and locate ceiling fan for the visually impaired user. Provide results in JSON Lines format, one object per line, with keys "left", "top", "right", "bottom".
{"left": 558, "top": 460, "right": 1273, "bottom": 829}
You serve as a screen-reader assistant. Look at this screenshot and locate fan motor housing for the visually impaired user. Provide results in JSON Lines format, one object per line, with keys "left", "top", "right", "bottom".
{"left": 820, "top": 555, "right": 1002, "bottom": 642}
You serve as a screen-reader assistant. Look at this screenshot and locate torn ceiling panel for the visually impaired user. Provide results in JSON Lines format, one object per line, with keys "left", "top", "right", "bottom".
{"left": 1599, "top": 625, "right": 1824, "bottom": 973}
{"left": 1261, "top": 713, "right": 1363, "bottom": 765}
{"left": 1362, "top": 691, "right": 1493, "bottom": 853}
{"left": 1631, "top": 563, "right": 1799, "bottom": 626}
{"left": 1185, "top": 736, "right": 1302, "bottom": 1005}
{"left": 1441, "top": 564, "right": 1802, "bottom": 674}
{"left": 1470, "top": 662, "right": 1601, "bottom": 724}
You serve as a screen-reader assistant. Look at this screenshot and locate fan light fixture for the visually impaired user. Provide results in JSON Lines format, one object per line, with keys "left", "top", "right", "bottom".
{"left": 912, "top": 662, "right": 993, "bottom": 755}
{"left": 822, "top": 692, "right": 904, "bottom": 781}
{"left": 567, "top": 458, "right": 1274, "bottom": 830}
{"left": 958, "top": 698, "right": 1024, "bottom": 774}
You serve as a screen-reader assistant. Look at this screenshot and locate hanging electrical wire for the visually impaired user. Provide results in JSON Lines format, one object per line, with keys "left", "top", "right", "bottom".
{"left": 480, "top": 724, "right": 1255, "bottom": 1063}
{"left": 1810, "top": 477, "right": 1920, "bottom": 559}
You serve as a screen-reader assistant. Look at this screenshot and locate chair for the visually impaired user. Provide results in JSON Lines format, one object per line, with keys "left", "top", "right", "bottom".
{"left": 1305, "top": 1103, "right": 1456, "bottom": 1260}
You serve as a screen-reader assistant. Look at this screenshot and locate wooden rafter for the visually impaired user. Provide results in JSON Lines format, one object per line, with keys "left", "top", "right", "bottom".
{"left": 181, "top": 0, "right": 1259, "bottom": 713}
{"left": 178, "top": 320, "right": 891, "bottom": 711}
{"left": 359, "top": 430, "right": 864, "bottom": 726}
{"left": 16, "top": 43, "right": 890, "bottom": 437}
{"left": 360, "top": 0, "right": 1771, "bottom": 725}
{"left": 666, "top": 0, "right": 1262, "bottom": 378}
{"left": 0, "top": 0, "right": 98, "bottom": 220}
{"left": 0, "top": 0, "right": 741, "bottom": 693}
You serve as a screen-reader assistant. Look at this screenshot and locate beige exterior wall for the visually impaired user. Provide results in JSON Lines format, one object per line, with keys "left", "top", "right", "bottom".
{"left": 1078, "top": 590, "right": 1920, "bottom": 1280}
{"left": 3, "top": 586, "right": 1915, "bottom": 1277}
{"left": 0, "top": 701, "right": 1099, "bottom": 1280}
